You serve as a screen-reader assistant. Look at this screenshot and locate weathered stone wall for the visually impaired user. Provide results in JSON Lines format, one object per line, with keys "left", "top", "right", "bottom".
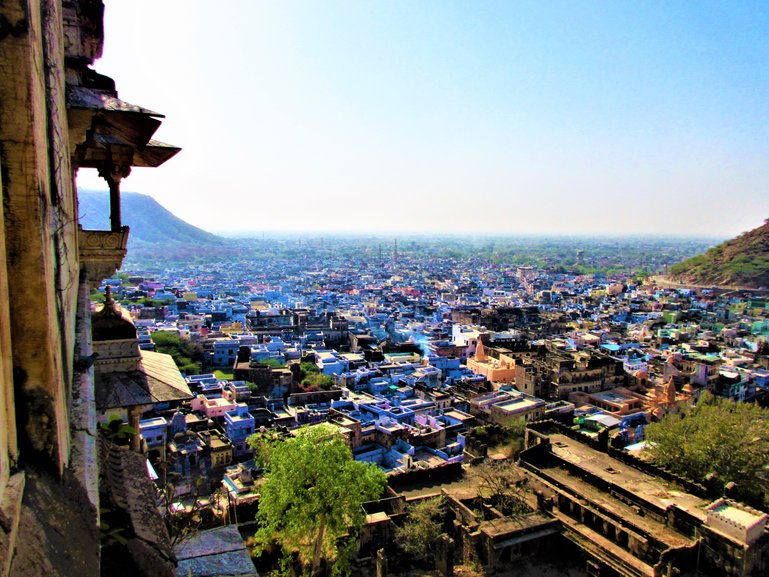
{"left": 0, "top": 158, "right": 18, "bottom": 497}
{"left": 44, "top": 0, "right": 81, "bottom": 441}
{"left": 0, "top": 0, "right": 77, "bottom": 474}
{"left": 0, "top": 1, "right": 97, "bottom": 574}
{"left": 1, "top": 0, "right": 180, "bottom": 574}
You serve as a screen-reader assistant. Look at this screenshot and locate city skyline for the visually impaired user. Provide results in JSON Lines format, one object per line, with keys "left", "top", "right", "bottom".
{"left": 76, "top": 0, "right": 769, "bottom": 238}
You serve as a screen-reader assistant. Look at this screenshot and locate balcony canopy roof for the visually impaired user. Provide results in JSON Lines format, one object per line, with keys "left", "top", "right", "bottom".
{"left": 67, "top": 84, "right": 180, "bottom": 170}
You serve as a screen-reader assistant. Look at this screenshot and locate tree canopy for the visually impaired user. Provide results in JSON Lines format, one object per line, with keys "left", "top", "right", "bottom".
{"left": 297, "top": 361, "right": 335, "bottom": 391}
{"left": 150, "top": 331, "right": 204, "bottom": 375}
{"left": 248, "top": 424, "right": 387, "bottom": 576}
{"left": 645, "top": 392, "right": 769, "bottom": 507}
{"left": 470, "top": 419, "right": 527, "bottom": 459}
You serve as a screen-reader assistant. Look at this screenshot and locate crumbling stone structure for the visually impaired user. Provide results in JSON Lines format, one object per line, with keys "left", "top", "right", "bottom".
{"left": 0, "top": 1, "right": 178, "bottom": 575}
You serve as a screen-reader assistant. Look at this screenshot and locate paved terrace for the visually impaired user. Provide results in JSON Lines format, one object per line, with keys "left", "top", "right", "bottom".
{"left": 521, "top": 432, "right": 709, "bottom": 576}
{"left": 546, "top": 433, "right": 708, "bottom": 527}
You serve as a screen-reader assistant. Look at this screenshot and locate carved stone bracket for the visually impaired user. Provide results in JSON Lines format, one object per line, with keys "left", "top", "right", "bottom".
{"left": 79, "top": 226, "right": 129, "bottom": 283}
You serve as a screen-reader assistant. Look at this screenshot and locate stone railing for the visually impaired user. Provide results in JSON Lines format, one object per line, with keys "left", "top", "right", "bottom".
{"left": 79, "top": 226, "right": 129, "bottom": 282}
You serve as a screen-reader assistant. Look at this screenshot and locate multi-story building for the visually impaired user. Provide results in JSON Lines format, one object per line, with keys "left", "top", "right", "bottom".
{"left": 469, "top": 390, "right": 547, "bottom": 425}
{"left": 224, "top": 404, "right": 256, "bottom": 457}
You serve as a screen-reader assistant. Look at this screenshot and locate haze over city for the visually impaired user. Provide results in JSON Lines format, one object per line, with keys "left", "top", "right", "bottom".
{"left": 76, "top": 0, "right": 769, "bottom": 237}
{"left": 6, "top": 1, "right": 769, "bottom": 575}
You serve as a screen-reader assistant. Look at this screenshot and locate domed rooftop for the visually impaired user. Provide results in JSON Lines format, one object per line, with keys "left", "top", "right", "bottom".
{"left": 92, "top": 285, "right": 137, "bottom": 341}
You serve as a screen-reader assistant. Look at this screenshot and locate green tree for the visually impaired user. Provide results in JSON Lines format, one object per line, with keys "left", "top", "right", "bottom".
{"left": 89, "top": 288, "right": 106, "bottom": 304}
{"left": 646, "top": 392, "right": 769, "bottom": 506}
{"left": 248, "top": 424, "right": 387, "bottom": 576}
{"left": 248, "top": 428, "right": 285, "bottom": 468}
{"left": 394, "top": 496, "right": 446, "bottom": 564}
{"left": 151, "top": 331, "right": 204, "bottom": 375}
{"left": 297, "top": 361, "right": 334, "bottom": 391}
{"left": 299, "top": 361, "right": 320, "bottom": 377}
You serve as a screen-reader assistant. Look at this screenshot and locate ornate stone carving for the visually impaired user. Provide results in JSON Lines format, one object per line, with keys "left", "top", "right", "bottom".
{"left": 79, "top": 226, "right": 129, "bottom": 282}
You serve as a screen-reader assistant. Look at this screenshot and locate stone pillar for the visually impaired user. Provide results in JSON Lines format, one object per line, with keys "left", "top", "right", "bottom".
{"left": 627, "top": 535, "right": 638, "bottom": 556}
{"left": 376, "top": 548, "right": 387, "bottom": 577}
{"left": 435, "top": 534, "right": 455, "bottom": 577}
{"left": 462, "top": 530, "right": 475, "bottom": 565}
{"left": 0, "top": 143, "right": 17, "bottom": 499}
{"left": 97, "top": 147, "right": 133, "bottom": 232}
{"left": 128, "top": 406, "right": 142, "bottom": 453}
{"left": 586, "top": 559, "right": 602, "bottom": 577}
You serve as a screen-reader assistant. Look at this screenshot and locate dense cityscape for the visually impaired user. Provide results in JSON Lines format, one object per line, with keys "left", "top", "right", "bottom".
{"left": 92, "top": 237, "right": 769, "bottom": 576}
{"left": 2, "top": 2, "right": 768, "bottom": 577}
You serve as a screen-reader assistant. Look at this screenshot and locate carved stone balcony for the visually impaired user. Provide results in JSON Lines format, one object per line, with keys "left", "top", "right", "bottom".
{"left": 79, "top": 226, "right": 129, "bottom": 282}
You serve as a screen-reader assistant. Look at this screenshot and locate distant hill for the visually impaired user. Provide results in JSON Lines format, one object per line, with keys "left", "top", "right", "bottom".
{"left": 667, "top": 219, "right": 769, "bottom": 289}
{"left": 78, "top": 190, "right": 235, "bottom": 266}
{"left": 78, "top": 190, "right": 222, "bottom": 245}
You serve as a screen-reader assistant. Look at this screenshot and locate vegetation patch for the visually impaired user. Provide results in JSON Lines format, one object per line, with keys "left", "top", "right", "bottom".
{"left": 668, "top": 219, "right": 769, "bottom": 288}
{"left": 247, "top": 424, "right": 387, "bottom": 576}
{"left": 646, "top": 391, "right": 769, "bottom": 508}
{"left": 151, "top": 331, "right": 204, "bottom": 375}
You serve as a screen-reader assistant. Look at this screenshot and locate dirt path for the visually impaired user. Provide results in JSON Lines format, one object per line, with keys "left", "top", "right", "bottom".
{"left": 649, "top": 275, "right": 767, "bottom": 294}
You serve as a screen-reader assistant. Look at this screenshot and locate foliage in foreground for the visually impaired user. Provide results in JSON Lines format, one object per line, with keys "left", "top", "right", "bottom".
{"left": 248, "top": 424, "right": 387, "bottom": 576}
{"left": 646, "top": 391, "right": 769, "bottom": 507}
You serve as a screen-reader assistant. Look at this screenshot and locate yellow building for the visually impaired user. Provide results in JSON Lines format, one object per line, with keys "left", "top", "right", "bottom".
{"left": 219, "top": 321, "right": 246, "bottom": 335}
{"left": 466, "top": 340, "right": 517, "bottom": 384}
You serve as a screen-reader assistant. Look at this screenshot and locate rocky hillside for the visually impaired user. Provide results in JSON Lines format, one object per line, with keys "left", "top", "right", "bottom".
{"left": 668, "top": 219, "right": 769, "bottom": 288}
{"left": 77, "top": 190, "right": 236, "bottom": 265}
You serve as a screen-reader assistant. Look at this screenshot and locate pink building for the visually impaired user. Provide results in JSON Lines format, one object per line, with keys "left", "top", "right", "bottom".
{"left": 191, "top": 394, "right": 237, "bottom": 418}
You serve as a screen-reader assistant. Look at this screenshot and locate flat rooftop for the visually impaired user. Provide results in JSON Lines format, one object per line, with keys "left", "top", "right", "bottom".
{"left": 495, "top": 397, "right": 542, "bottom": 412}
{"left": 708, "top": 500, "right": 768, "bottom": 529}
{"left": 139, "top": 417, "right": 167, "bottom": 428}
{"left": 331, "top": 415, "right": 358, "bottom": 427}
{"left": 443, "top": 410, "right": 473, "bottom": 421}
{"left": 413, "top": 449, "right": 448, "bottom": 468}
{"left": 592, "top": 391, "right": 636, "bottom": 403}
{"left": 531, "top": 433, "right": 709, "bottom": 547}
{"left": 210, "top": 437, "right": 229, "bottom": 449}
{"left": 226, "top": 411, "right": 253, "bottom": 423}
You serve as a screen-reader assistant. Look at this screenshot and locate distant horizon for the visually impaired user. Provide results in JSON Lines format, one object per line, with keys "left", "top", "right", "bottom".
{"left": 211, "top": 228, "right": 727, "bottom": 242}
{"left": 79, "top": 187, "right": 735, "bottom": 241}
{"left": 74, "top": 1, "right": 769, "bottom": 240}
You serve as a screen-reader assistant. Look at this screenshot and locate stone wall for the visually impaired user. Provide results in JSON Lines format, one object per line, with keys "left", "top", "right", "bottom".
{"left": 0, "top": 0, "right": 100, "bottom": 573}
{"left": 0, "top": 0, "right": 77, "bottom": 474}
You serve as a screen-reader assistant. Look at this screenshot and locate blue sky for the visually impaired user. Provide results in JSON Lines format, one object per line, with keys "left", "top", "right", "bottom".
{"left": 76, "top": 1, "right": 769, "bottom": 237}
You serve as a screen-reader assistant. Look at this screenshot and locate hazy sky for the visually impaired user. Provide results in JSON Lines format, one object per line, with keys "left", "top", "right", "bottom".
{"left": 76, "top": 1, "right": 769, "bottom": 238}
